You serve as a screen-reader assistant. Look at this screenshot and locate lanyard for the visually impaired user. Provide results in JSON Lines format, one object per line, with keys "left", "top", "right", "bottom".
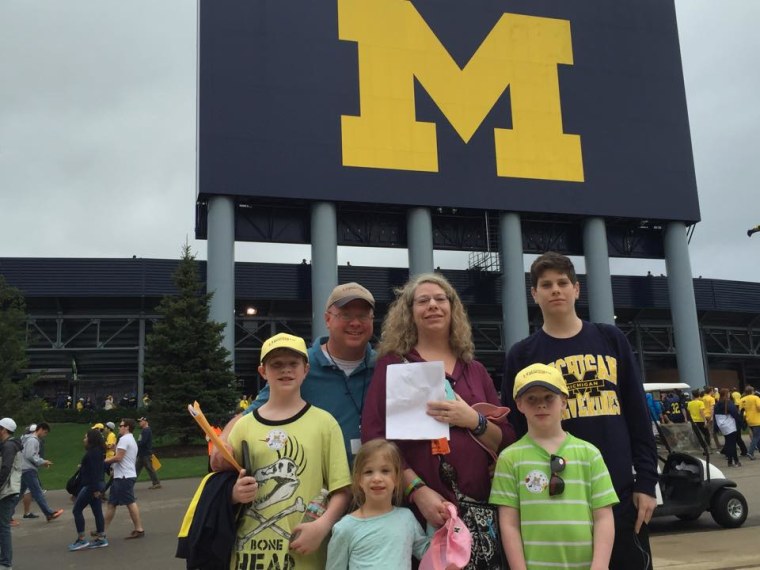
{"left": 325, "top": 343, "right": 367, "bottom": 422}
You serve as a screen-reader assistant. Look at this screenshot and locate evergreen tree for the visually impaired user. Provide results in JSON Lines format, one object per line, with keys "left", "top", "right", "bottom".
{"left": 0, "top": 275, "right": 44, "bottom": 423}
{"left": 144, "top": 245, "right": 238, "bottom": 444}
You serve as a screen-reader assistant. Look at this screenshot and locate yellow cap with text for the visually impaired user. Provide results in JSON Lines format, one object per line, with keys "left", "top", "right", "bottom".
{"left": 260, "top": 333, "right": 309, "bottom": 363}
{"left": 513, "top": 363, "right": 568, "bottom": 398}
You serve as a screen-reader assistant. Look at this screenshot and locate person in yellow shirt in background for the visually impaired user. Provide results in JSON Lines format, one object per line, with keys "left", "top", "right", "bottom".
{"left": 103, "top": 422, "right": 117, "bottom": 459}
{"left": 237, "top": 394, "right": 249, "bottom": 412}
{"left": 101, "top": 422, "right": 118, "bottom": 499}
{"left": 687, "top": 389, "right": 709, "bottom": 447}
{"left": 740, "top": 386, "right": 760, "bottom": 459}
{"left": 701, "top": 387, "right": 721, "bottom": 449}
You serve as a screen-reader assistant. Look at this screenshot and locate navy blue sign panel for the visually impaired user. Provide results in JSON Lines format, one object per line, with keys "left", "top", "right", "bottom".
{"left": 198, "top": 0, "right": 700, "bottom": 223}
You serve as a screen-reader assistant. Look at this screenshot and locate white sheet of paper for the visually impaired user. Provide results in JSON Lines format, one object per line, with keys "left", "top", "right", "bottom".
{"left": 385, "top": 361, "right": 449, "bottom": 440}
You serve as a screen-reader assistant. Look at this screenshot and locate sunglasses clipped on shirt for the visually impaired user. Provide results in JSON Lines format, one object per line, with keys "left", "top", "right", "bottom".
{"left": 549, "top": 454, "right": 566, "bottom": 496}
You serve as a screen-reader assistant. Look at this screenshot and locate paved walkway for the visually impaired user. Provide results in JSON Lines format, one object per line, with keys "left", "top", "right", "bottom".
{"left": 9, "top": 461, "right": 760, "bottom": 569}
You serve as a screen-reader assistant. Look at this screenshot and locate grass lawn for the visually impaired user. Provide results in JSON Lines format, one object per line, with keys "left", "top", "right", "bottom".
{"left": 36, "top": 423, "right": 209, "bottom": 490}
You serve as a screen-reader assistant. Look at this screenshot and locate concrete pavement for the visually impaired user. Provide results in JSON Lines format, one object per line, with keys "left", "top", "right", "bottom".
{"left": 8, "top": 454, "right": 760, "bottom": 569}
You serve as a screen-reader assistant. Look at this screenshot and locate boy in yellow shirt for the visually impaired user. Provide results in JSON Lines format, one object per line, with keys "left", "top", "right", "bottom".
{"left": 228, "top": 333, "right": 351, "bottom": 569}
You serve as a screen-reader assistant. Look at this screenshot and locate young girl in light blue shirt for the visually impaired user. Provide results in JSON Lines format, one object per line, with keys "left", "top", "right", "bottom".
{"left": 326, "top": 439, "right": 429, "bottom": 569}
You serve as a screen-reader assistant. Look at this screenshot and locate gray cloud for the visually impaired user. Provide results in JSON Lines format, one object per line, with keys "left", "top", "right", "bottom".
{"left": 1, "top": 1, "right": 758, "bottom": 282}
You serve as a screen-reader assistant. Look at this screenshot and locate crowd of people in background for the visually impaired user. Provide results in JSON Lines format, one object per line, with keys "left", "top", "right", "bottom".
{"left": 0, "top": 412, "right": 163, "bottom": 567}
{"left": 45, "top": 392, "right": 153, "bottom": 411}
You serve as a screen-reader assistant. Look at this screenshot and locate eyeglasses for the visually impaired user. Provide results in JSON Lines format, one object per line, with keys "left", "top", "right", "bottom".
{"left": 118, "top": 424, "right": 126, "bottom": 428}
{"left": 413, "top": 295, "right": 449, "bottom": 307}
{"left": 327, "top": 311, "right": 373, "bottom": 323}
{"left": 549, "top": 454, "right": 566, "bottom": 496}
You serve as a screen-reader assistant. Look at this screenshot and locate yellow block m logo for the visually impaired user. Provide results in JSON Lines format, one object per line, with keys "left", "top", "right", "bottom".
{"left": 338, "top": 0, "right": 583, "bottom": 181}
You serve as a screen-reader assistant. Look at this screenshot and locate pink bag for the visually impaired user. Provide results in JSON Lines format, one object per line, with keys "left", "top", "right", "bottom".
{"left": 419, "top": 504, "right": 472, "bottom": 570}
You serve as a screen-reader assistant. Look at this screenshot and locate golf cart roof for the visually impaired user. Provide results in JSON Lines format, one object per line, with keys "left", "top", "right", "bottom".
{"left": 643, "top": 382, "right": 691, "bottom": 393}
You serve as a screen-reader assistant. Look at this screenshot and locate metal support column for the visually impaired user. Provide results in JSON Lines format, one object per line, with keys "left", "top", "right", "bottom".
{"left": 311, "top": 202, "right": 338, "bottom": 340}
{"left": 664, "top": 221, "right": 706, "bottom": 389}
{"left": 407, "top": 207, "right": 434, "bottom": 276}
{"left": 499, "top": 212, "right": 529, "bottom": 351}
{"left": 137, "top": 316, "right": 145, "bottom": 404}
{"left": 634, "top": 322, "right": 647, "bottom": 383}
{"left": 207, "top": 195, "right": 236, "bottom": 367}
{"left": 583, "top": 217, "right": 615, "bottom": 325}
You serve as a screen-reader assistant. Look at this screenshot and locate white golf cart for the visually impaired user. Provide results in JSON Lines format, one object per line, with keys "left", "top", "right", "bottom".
{"left": 644, "top": 382, "right": 748, "bottom": 528}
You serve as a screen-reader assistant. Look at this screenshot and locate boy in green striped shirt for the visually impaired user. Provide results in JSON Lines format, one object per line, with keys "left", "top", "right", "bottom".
{"left": 490, "top": 364, "right": 618, "bottom": 570}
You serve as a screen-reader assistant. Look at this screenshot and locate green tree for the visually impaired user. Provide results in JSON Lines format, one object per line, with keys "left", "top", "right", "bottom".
{"left": 0, "top": 275, "right": 44, "bottom": 424}
{"left": 144, "top": 245, "right": 238, "bottom": 444}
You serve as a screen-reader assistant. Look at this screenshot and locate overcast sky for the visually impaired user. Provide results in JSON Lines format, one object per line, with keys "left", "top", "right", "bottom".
{"left": 1, "top": 1, "right": 758, "bottom": 282}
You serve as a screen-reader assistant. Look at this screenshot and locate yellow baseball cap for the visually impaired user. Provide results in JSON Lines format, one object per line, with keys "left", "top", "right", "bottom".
{"left": 91, "top": 422, "right": 105, "bottom": 430}
{"left": 513, "top": 363, "right": 569, "bottom": 399}
{"left": 260, "top": 333, "right": 308, "bottom": 363}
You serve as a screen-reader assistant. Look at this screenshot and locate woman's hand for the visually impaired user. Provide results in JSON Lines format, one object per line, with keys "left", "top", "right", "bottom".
{"left": 427, "top": 394, "right": 479, "bottom": 430}
{"left": 231, "top": 468, "right": 258, "bottom": 505}
{"left": 413, "top": 486, "right": 450, "bottom": 528}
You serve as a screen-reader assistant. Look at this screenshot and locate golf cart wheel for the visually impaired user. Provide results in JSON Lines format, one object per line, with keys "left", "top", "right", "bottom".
{"left": 710, "top": 488, "right": 748, "bottom": 528}
{"left": 675, "top": 513, "right": 701, "bottom": 522}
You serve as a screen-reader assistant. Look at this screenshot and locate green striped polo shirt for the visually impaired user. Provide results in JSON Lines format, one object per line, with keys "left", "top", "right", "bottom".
{"left": 489, "top": 433, "right": 619, "bottom": 569}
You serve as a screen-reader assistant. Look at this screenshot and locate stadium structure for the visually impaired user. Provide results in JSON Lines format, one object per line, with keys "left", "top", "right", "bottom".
{"left": 2, "top": 257, "right": 759, "bottom": 405}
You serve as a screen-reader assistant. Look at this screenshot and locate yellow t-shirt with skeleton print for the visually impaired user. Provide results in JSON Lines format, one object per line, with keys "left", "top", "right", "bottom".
{"left": 228, "top": 404, "right": 351, "bottom": 570}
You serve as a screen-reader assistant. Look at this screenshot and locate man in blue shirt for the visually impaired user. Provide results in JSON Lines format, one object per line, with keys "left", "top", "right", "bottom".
{"left": 135, "top": 417, "right": 161, "bottom": 489}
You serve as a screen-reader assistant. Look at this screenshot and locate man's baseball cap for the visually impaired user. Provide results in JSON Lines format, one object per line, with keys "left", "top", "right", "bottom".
{"left": 137, "top": 416, "right": 148, "bottom": 422}
{"left": 513, "top": 363, "right": 569, "bottom": 399}
{"left": 106, "top": 422, "right": 116, "bottom": 430}
{"left": 325, "top": 282, "right": 375, "bottom": 311}
{"left": 0, "top": 418, "right": 17, "bottom": 433}
{"left": 91, "top": 422, "right": 105, "bottom": 430}
{"left": 260, "top": 332, "right": 309, "bottom": 363}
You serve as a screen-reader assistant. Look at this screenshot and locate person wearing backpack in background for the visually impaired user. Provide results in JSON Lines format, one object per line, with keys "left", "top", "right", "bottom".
{"left": 0, "top": 417, "right": 23, "bottom": 570}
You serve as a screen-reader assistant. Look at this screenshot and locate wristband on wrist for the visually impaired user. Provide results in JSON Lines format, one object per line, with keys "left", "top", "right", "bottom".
{"left": 470, "top": 412, "right": 488, "bottom": 436}
{"left": 404, "top": 476, "right": 426, "bottom": 500}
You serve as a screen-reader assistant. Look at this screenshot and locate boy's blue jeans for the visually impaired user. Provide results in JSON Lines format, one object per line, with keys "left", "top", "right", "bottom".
{"left": 0, "top": 494, "right": 16, "bottom": 567}
{"left": 18, "top": 469, "right": 54, "bottom": 517}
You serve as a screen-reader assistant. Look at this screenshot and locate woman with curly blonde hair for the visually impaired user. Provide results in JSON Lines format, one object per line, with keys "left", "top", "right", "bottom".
{"left": 377, "top": 273, "right": 475, "bottom": 362}
{"left": 362, "top": 273, "right": 515, "bottom": 557}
